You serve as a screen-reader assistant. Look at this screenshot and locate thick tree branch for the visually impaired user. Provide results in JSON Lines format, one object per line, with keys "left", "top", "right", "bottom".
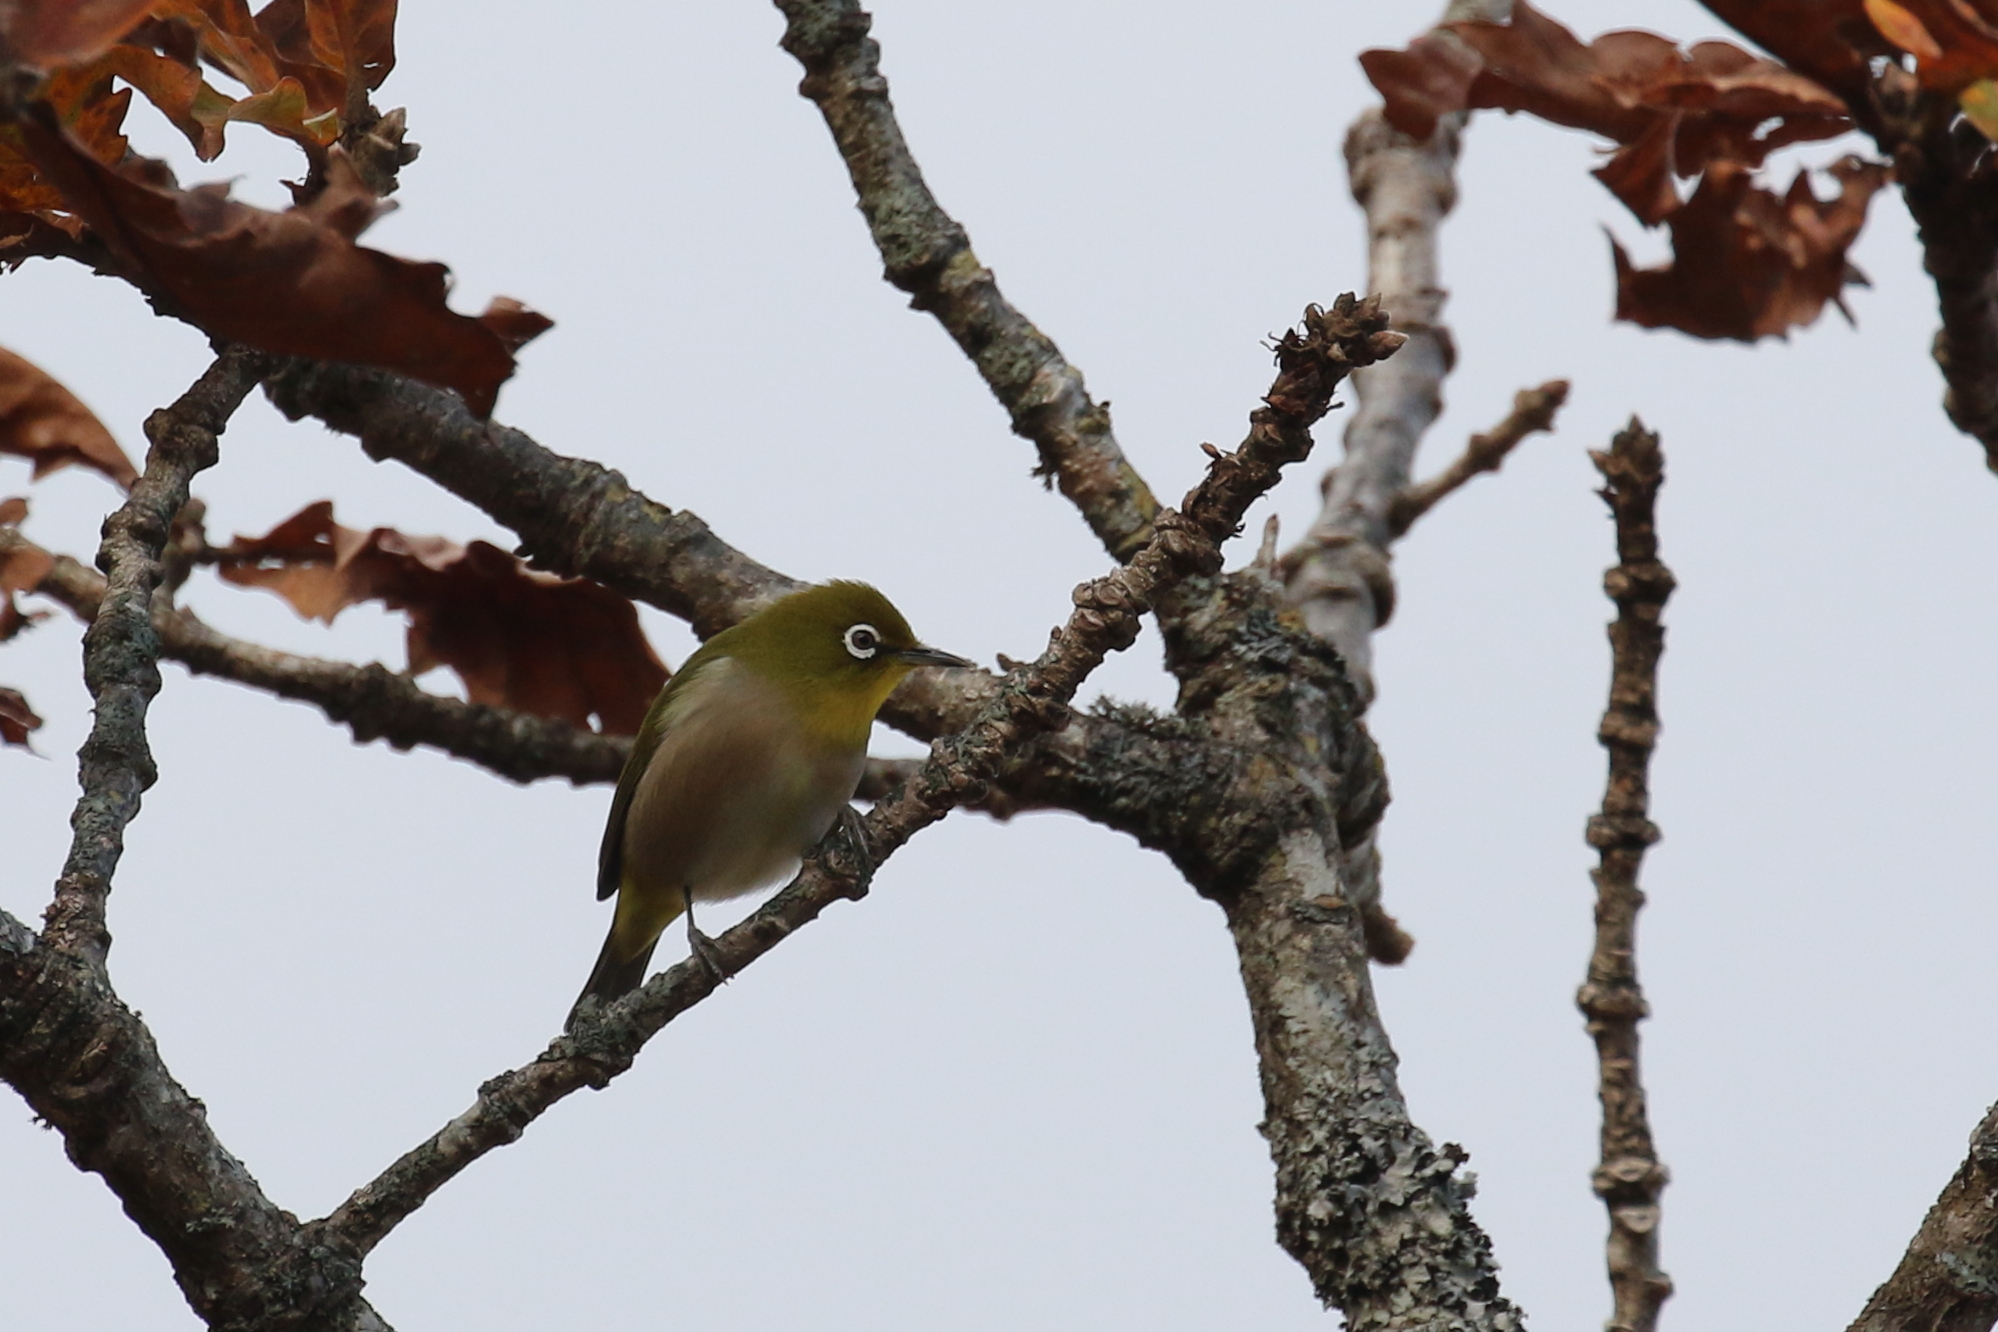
{"left": 2, "top": 347, "right": 396, "bottom": 1331}
{"left": 255, "top": 358, "right": 1263, "bottom": 838}
{"left": 1388, "top": 379, "right": 1569, "bottom": 537}
{"left": 1272, "top": 1, "right": 1521, "bottom": 968}
{"left": 313, "top": 298, "right": 1364, "bottom": 1254}
{"left": 1849, "top": 1103, "right": 1998, "bottom": 1332}
{"left": 1582, "top": 418, "right": 1675, "bottom": 1332}
{"left": 771, "top": 0, "right": 1159, "bottom": 561}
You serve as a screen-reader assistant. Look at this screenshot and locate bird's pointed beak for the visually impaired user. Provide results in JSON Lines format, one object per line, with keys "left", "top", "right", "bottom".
{"left": 893, "top": 644, "right": 977, "bottom": 670}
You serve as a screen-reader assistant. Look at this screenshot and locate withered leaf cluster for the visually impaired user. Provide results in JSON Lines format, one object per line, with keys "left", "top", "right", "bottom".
{"left": 1361, "top": 0, "right": 1901, "bottom": 341}
{"left": 215, "top": 502, "right": 669, "bottom": 734}
{"left": 0, "top": 0, "right": 544, "bottom": 417}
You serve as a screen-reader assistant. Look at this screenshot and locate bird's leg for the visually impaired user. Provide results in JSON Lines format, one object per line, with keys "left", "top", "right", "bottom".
{"left": 836, "top": 803, "right": 875, "bottom": 892}
{"left": 683, "top": 885, "right": 733, "bottom": 984}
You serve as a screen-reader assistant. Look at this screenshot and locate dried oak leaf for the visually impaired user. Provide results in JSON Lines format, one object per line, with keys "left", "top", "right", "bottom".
{"left": 17, "top": 114, "right": 543, "bottom": 416}
{"left": 256, "top": 0, "right": 398, "bottom": 112}
{"left": 1, "top": 497, "right": 55, "bottom": 644}
{"left": 0, "top": 60, "right": 136, "bottom": 229}
{"left": 1613, "top": 156, "right": 1892, "bottom": 340}
{"left": 0, "top": 346, "right": 137, "bottom": 486}
{"left": 1362, "top": 1, "right": 1851, "bottom": 225}
{"left": 3, "top": 0, "right": 157, "bottom": 67}
{"left": 0, "top": 685, "right": 43, "bottom": 749}
{"left": 1697, "top": 0, "right": 1885, "bottom": 97}
{"left": 216, "top": 502, "right": 668, "bottom": 734}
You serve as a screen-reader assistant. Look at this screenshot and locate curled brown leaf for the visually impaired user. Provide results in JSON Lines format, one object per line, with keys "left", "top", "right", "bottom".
{"left": 0, "top": 685, "right": 43, "bottom": 749}
{"left": 214, "top": 502, "right": 668, "bottom": 733}
{"left": 0, "top": 346, "right": 136, "bottom": 486}
{"left": 17, "top": 115, "right": 538, "bottom": 416}
{"left": 0, "top": 498, "right": 55, "bottom": 643}
{"left": 1362, "top": 1, "right": 1850, "bottom": 226}
{"left": 1613, "top": 156, "right": 1892, "bottom": 340}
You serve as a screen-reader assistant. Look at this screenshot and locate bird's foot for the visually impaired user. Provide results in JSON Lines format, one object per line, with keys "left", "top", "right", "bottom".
{"left": 836, "top": 804, "right": 876, "bottom": 891}
{"left": 682, "top": 888, "right": 735, "bottom": 985}
{"left": 686, "top": 921, "right": 734, "bottom": 985}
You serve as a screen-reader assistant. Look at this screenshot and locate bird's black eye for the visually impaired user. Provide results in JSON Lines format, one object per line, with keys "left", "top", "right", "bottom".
{"left": 843, "top": 624, "right": 880, "bottom": 660}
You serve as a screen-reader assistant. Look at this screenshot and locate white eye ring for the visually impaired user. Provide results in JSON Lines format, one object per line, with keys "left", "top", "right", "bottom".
{"left": 843, "top": 624, "right": 880, "bottom": 660}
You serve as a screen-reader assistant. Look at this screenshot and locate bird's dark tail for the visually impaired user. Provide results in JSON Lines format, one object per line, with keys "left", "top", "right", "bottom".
{"left": 566, "top": 927, "right": 658, "bottom": 1030}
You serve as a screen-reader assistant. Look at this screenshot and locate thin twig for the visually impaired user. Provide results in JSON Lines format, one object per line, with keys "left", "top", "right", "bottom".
{"left": 771, "top": 0, "right": 1159, "bottom": 561}
{"left": 1582, "top": 417, "right": 1674, "bottom": 1332}
{"left": 1387, "top": 379, "right": 1569, "bottom": 536}
{"left": 44, "top": 344, "right": 269, "bottom": 960}
{"left": 314, "top": 299, "right": 1382, "bottom": 1258}
{"left": 1847, "top": 1102, "right": 1998, "bottom": 1332}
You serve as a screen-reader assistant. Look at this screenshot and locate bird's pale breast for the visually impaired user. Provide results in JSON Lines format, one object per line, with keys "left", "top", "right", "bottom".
{"left": 620, "top": 657, "right": 865, "bottom": 904}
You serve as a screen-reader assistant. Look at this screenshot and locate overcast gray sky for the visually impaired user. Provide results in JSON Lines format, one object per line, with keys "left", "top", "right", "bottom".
{"left": 6, "top": 1, "right": 1998, "bottom": 1328}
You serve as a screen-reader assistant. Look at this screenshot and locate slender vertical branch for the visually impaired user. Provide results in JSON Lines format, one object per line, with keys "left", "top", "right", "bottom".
{"left": 43, "top": 344, "right": 269, "bottom": 961}
{"left": 1581, "top": 417, "right": 1674, "bottom": 1332}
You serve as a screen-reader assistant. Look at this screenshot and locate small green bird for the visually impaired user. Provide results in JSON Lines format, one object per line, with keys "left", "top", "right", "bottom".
{"left": 569, "top": 581, "right": 972, "bottom": 1022}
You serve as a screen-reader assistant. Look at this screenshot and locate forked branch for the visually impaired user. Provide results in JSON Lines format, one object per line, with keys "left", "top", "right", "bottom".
{"left": 315, "top": 299, "right": 1385, "bottom": 1259}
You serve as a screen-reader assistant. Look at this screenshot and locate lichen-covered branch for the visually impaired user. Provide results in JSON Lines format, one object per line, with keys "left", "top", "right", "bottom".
{"left": 1848, "top": 1102, "right": 1998, "bottom": 1332}
{"left": 45, "top": 344, "right": 267, "bottom": 956}
{"left": 313, "top": 297, "right": 1373, "bottom": 1254}
{"left": 1582, "top": 418, "right": 1674, "bottom": 1332}
{"left": 771, "top": 0, "right": 1159, "bottom": 561}
{"left": 2, "top": 346, "right": 396, "bottom": 1331}
{"left": 1388, "top": 379, "right": 1569, "bottom": 536}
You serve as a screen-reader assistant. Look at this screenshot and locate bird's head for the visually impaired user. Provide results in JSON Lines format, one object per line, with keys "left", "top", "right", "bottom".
{"left": 722, "top": 581, "right": 975, "bottom": 735}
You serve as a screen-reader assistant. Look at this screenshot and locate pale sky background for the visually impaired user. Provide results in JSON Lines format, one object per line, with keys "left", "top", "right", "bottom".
{"left": 5, "top": 1, "right": 1998, "bottom": 1328}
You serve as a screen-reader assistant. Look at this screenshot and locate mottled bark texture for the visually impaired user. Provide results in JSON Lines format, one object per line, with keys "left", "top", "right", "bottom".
{"left": 772, "top": 0, "right": 1158, "bottom": 561}
{"left": 1849, "top": 1103, "right": 1998, "bottom": 1332}
{"left": 0, "top": 347, "right": 397, "bottom": 1332}
{"left": 1582, "top": 419, "right": 1674, "bottom": 1332}
{"left": 1277, "top": 0, "right": 1541, "bottom": 970}
{"left": 45, "top": 344, "right": 268, "bottom": 958}
{"left": 320, "top": 300, "right": 1393, "bottom": 1260}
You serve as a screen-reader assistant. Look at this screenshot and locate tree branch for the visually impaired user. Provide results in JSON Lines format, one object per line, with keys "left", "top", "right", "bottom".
{"left": 2, "top": 346, "right": 397, "bottom": 1330}
{"left": 1582, "top": 418, "right": 1675, "bottom": 1332}
{"left": 1387, "top": 379, "right": 1569, "bottom": 537}
{"left": 1849, "top": 1102, "right": 1998, "bottom": 1332}
{"left": 312, "top": 296, "right": 1355, "bottom": 1253}
{"left": 770, "top": 0, "right": 1160, "bottom": 561}
{"left": 45, "top": 343, "right": 267, "bottom": 956}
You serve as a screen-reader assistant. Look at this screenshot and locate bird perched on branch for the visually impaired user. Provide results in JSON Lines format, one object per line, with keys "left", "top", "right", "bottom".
{"left": 568, "top": 582, "right": 973, "bottom": 1025}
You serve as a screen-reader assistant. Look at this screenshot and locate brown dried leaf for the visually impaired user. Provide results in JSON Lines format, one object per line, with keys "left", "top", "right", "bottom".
{"left": 4, "top": 0, "right": 158, "bottom": 67}
{"left": 1697, "top": 0, "right": 1884, "bottom": 97}
{"left": 18, "top": 115, "right": 536, "bottom": 416}
{"left": 0, "top": 498, "right": 55, "bottom": 644}
{"left": 216, "top": 502, "right": 668, "bottom": 733}
{"left": 0, "top": 685, "right": 43, "bottom": 749}
{"left": 0, "top": 345, "right": 136, "bottom": 486}
{"left": 1613, "top": 156, "right": 1892, "bottom": 340}
{"left": 256, "top": 0, "right": 398, "bottom": 111}
{"left": 1363, "top": 1, "right": 1851, "bottom": 226}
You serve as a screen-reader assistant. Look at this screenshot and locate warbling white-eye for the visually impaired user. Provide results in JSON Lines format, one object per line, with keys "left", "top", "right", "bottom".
{"left": 569, "top": 582, "right": 973, "bottom": 1021}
